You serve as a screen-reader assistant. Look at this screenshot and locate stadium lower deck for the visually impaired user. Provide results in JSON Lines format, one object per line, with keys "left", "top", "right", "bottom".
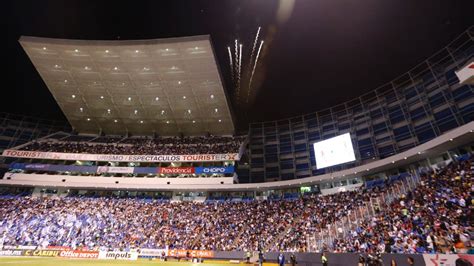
{"left": 0, "top": 158, "right": 472, "bottom": 254}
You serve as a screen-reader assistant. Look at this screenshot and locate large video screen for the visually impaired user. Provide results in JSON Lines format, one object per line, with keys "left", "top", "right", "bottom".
{"left": 313, "top": 133, "right": 356, "bottom": 169}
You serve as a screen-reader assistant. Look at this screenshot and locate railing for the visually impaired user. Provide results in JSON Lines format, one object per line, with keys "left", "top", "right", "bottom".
{"left": 306, "top": 173, "right": 421, "bottom": 252}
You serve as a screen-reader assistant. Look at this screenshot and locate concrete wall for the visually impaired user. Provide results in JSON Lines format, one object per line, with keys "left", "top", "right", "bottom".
{"left": 211, "top": 251, "right": 471, "bottom": 266}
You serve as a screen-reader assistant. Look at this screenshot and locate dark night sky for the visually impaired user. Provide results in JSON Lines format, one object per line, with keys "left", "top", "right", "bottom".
{"left": 3, "top": 0, "right": 473, "bottom": 132}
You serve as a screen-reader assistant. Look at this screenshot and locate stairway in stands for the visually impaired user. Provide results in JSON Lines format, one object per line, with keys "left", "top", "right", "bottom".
{"left": 263, "top": 214, "right": 305, "bottom": 252}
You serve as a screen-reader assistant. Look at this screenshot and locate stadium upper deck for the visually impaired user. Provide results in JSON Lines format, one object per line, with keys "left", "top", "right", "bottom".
{"left": 0, "top": 28, "right": 473, "bottom": 190}
{"left": 19, "top": 35, "right": 235, "bottom": 136}
{"left": 245, "top": 27, "right": 474, "bottom": 182}
{"left": 21, "top": 135, "right": 245, "bottom": 156}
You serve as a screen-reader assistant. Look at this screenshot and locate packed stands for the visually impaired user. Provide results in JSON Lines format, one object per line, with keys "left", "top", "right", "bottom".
{"left": 0, "top": 158, "right": 471, "bottom": 253}
{"left": 19, "top": 135, "right": 246, "bottom": 155}
{"left": 330, "top": 159, "right": 473, "bottom": 254}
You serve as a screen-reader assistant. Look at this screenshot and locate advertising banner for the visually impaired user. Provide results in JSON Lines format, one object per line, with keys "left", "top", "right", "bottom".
{"left": 159, "top": 167, "right": 195, "bottom": 174}
{"left": 195, "top": 166, "right": 234, "bottom": 174}
{"left": 2, "top": 245, "right": 37, "bottom": 250}
{"left": 97, "top": 166, "right": 134, "bottom": 174}
{"left": 10, "top": 163, "right": 235, "bottom": 175}
{"left": 455, "top": 61, "right": 474, "bottom": 85}
{"left": 133, "top": 167, "right": 157, "bottom": 174}
{"left": 46, "top": 246, "right": 71, "bottom": 251}
{"left": 138, "top": 248, "right": 167, "bottom": 257}
{"left": 0, "top": 250, "right": 24, "bottom": 256}
{"left": 167, "top": 250, "right": 214, "bottom": 258}
{"left": 58, "top": 250, "right": 99, "bottom": 259}
{"left": 24, "top": 164, "right": 50, "bottom": 170}
{"left": 10, "top": 163, "right": 97, "bottom": 173}
{"left": 98, "top": 251, "right": 138, "bottom": 260}
{"left": 423, "top": 254, "right": 474, "bottom": 266}
{"left": 23, "top": 249, "right": 60, "bottom": 257}
{"left": 3, "top": 150, "right": 239, "bottom": 162}
{"left": 50, "top": 165, "right": 97, "bottom": 173}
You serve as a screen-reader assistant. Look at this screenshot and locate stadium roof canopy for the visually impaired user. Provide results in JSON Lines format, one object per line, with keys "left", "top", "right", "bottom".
{"left": 19, "top": 35, "right": 234, "bottom": 136}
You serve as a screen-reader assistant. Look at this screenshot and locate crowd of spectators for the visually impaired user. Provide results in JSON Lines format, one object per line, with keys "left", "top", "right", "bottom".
{"left": 20, "top": 136, "right": 246, "bottom": 155}
{"left": 0, "top": 159, "right": 471, "bottom": 254}
{"left": 330, "top": 159, "right": 473, "bottom": 254}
